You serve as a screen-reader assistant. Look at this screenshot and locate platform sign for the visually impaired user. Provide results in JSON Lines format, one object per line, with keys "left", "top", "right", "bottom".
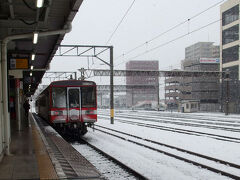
{"left": 10, "top": 58, "right": 29, "bottom": 69}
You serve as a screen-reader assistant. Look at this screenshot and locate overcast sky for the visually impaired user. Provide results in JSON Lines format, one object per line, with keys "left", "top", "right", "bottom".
{"left": 46, "top": 0, "right": 225, "bottom": 85}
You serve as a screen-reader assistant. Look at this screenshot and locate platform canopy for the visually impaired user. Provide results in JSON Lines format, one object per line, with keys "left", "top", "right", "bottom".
{"left": 0, "top": 0, "right": 83, "bottom": 96}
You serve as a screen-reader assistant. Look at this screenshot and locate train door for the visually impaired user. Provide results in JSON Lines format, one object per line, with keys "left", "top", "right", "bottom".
{"left": 67, "top": 87, "right": 81, "bottom": 121}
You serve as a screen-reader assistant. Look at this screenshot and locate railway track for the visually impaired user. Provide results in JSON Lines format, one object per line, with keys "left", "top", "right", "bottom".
{"left": 75, "top": 138, "right": 148, "bottom": 180}
{"left": 127, "top": 112, "right": 240, "bottom": 126}
{"left": 99, "top": 116, "right": 240, "bottom": 143}
{"left": 115, "top": 113, "right": 240, "bottom": 130}
{"left": 33, "top": 113, "right": 147, "bottom": 180}
{"left": 99, "top": 113, "right": 240, "bottom": 132}
{"left": 94, "top": 125, "right": 240, "bottom": 180}
{"left": 112, "top": 110, "right": 240, "bottom": 124}
{"left": 145, "top": 111, "right": 240, "bottom": 122}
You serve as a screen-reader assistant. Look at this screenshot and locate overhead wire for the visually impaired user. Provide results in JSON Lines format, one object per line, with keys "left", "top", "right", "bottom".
{"left": 115, "top": 0, "right": 225, "bottom": 62}
{"left": 115, "top": 18, "right": 221, "bottom": 67}
{"left": 105, "top": 0, "right": 136, "bottom": 45}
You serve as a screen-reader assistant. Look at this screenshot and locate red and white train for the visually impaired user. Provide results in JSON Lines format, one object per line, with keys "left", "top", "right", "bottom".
{"left": 36, "top": 80, "right": 97, "bottom": 136}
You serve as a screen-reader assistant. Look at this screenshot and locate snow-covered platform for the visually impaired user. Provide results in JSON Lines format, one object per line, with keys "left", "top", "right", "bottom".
{"left": 0, "top": 113, "right": 103, "bottom": 179}
{"left": 31, "top": 113, "right": 103, "bottom": 179}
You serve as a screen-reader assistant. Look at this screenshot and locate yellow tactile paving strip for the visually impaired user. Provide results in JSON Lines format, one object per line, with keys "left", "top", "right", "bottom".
{"left": 31, "top": 121, "right": 58, "bottom": 179}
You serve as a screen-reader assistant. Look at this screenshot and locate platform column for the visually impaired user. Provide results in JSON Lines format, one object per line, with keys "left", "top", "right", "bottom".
{"left": 15, "top": 79, "right": 22, "bottom": 131}
{"left": 1, "top": 41, "right": 11, "bottom": 155}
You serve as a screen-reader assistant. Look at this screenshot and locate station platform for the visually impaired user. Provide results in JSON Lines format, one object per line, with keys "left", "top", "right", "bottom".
{"left": 0, "top": 113, "right": 103, "bottom": 179}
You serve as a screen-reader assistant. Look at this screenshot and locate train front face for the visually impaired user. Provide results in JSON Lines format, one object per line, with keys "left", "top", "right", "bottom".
{"left": 50, "top": 84, "right": 97, "bottom": 130}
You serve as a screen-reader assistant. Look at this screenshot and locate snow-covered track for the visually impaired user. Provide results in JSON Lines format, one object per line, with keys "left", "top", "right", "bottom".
{"left": 94, "top": 126, "right": 240, "bottom": 180}
{"left": 147, "top": 111, "right": 240, "bottom": 122}
{"left": 99, "top": 113, "right": 240, "bottom": 132}
{"left": 130, "top": 113, "right": 240, "bottom": 127}
{"left": 78, "top": 138, "right": 148, "bottom": 180}
{"left": 113, "top": 118, "right": 240, "bottom": 143}
{"left": 99, "top": 115, "right": 240, "bottom": 143}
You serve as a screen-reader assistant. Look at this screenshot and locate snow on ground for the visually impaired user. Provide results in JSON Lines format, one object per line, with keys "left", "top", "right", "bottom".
{"left": 80, "top": 131, "right": 231, "bottom": 180}
{"left": 97, "top": 117, "right": 240, "bottom": 166}
{"left": 72, "top": 144, "right": 138, "bottom": 180}
{"left": 72, "top": 110, "right": 240, "bottom": 179}
{"left": 98, "top": 110, "right": 240, "bottom": 164}
{"left": 98, "top": 113, "right": 240, "bottom": 139}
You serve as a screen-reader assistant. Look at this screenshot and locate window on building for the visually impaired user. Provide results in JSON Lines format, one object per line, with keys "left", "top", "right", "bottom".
{"left": 223, "top": 66, "right": 240, "bottom": 102}
{"left": 191, "top": 103, "right": 194, "bottom": 109}
{"left": 222, "top": 5, "right": 239, "bottom": 26}
{"left": 222, "top": 25, "right": 239, "bottom": 45}
{"left": 222, "top": 45, "right": 239, "bottom": 64}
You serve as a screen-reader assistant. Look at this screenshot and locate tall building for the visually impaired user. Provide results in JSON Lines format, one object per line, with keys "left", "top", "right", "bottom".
{"left": 170, "top": 42, "right": 220, "bottom": 112}
{"left": 165, "top": 74, "right": 180, "bottom": 110}
{"left": 220, "top": 0, "right": 240, "bottom": 113}
{"left": 126, "top": 61, "right": 159, "bottom": 107}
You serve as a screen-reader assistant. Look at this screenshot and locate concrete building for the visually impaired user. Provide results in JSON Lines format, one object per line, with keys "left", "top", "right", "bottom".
{"left": 220, "top": 0, "right": 240, "bottom": 113}
{"left": 165, "top": 76, "right": 180, "bottom": 109}
{"left": 165, "top": 42, "right": 220, "bottom": 112}
{"left": 126, "top": 61, "right": 159, "bottom": 107}
{"left": 181, "top": 42, "right": 220, "bottom": 112}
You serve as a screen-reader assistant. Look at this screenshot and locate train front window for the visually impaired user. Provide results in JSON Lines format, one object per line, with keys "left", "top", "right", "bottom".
{"left": 69, "top": 89, "right": 80, "bottom": 108}
{"left": 52, "top": 87, "right": 66, "bottom": 108}
{"left": 81, "top": 86, "right": 96, "bottom": 107}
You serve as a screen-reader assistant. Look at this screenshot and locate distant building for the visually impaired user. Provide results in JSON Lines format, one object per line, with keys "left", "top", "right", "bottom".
{"left": 165, "top": 75, "right": 180, "bottom": 110}
{"left": 181, "top": 42, "right": 220, "bottom": 112}
{"left": 165, "top": 42, "right": 220, "bottom": 112}
{"left": 220, "top": 0, "right": 240, "bottom": 113}
{"left": 126, "top": 61, "right": 159, "bottom": 107}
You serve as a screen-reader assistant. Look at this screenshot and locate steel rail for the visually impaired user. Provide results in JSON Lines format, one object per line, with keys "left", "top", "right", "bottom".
{"left": 98, "top": 116, "right": 240, "bottom": 143}
{"left": 105, "top": 113, "right": 240, "bottom": 132}
{"left": 94, "top": 128, "right": 240, "bottom": 180}
{"left": 79, "top": 138, "right": 148, "bottom": 180}
{"left": 115, "top": 113, "right": 240, "bottom": 128}
{"left": 129, "top": 112, "right": 240, "bottom": 126}
{"left": 96, "top": 125, "right": 240, "bottom": 169}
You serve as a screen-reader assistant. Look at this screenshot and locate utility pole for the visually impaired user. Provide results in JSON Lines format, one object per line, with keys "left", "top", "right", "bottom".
{"left": 110, "top": 46, "right": 114, "bottom": 124}
{"left": 157, "top": 81, "right": 160, "bottom": 111}
{"left": 225, "top": 69, "right": 230, "bottom": 115}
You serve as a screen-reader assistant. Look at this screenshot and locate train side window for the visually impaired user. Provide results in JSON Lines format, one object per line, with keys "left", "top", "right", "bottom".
{"left": 52, "top": 87, "right": 66, "bottom": 108}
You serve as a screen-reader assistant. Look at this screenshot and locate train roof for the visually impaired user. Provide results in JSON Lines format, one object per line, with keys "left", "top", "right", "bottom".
{"left": 49, "top": 80, "right": 96, "bottom": 86}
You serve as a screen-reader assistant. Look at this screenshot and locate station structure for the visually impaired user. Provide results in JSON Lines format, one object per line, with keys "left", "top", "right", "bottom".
{"left": 0, "top": 0, "right": 104, "bottom": 179}
{"left": 0, "top": 0, "right": 234, "bottom": 179}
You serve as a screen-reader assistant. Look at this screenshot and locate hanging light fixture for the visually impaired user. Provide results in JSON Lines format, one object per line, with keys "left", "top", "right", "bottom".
{"left": 33, "top": 32, "right": 39, "bottom": 44}
{"left": 36, "top": 0, "right": 44, "bottom": 8}
{"left": 31, "top": 53, "right": 35, "bottom": 61}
